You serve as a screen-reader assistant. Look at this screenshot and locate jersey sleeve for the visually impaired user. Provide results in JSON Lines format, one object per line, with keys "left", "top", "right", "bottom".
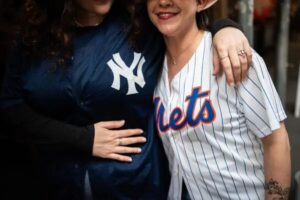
{"left": 237, "top": 51, "right": 286, "bottom": 138}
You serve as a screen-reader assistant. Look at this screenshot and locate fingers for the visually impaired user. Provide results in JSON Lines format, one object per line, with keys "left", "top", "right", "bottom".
{"left": 99, "top": 145, "right": 143, "bottom": 163}
{"left": 212, "top": 27, "right": 253, "bottom": 86}
{"left": 214, "top": 47, "right": 235, "bottom": 86}
{"left": 239, "top": 45, "right": 249, "bottom": 81}
{"left": 243, "top": 39, "right": 253, "bottom": 66}
{"left": 228, "top": 47, "right": 242, "bottom": 84}
{"left": 239, "top": 40, "right": 252, "bottom": 80}
{"left": 92, "top": 121, "right": 146, "bottom": 162}
{"left": 114, "top": 128, "right": 144, "bottom": 138}
{"left": 114, "top": 146, "right": 142, "bottom": 154}
{"left": 218, "top": 50, "right": 235, "bottom": 86}
{"left": 246, "top": 49, "right": 253, "bottom": 66}
{"left": 219, "top": 46, "right": 249, "bottom": 85}
{"left": 109, "top": 153, "right": 133, "bottom": 162}
{"left": 117, "top": 136, "right": 146, "bottom": 146}
{"left": 104, "top": 140, "right": 143, "bottom": 162}
{"left": 95, "top": 120, "right": 143, "bottom": 138}
{"left": 213, "top": 47, "right": 222, "bottom": 75}
{"left": 95, "top": 120, "right": 125, "bottom": 129}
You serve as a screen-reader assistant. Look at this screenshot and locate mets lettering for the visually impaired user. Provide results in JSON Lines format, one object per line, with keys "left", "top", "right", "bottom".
{"left": 154, "top": 87, "right": 216, "bottom": 133}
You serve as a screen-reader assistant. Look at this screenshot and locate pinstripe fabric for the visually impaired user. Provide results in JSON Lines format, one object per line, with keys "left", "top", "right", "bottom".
{"left": 153, "top": 32, "right": 286, "bottom": 200}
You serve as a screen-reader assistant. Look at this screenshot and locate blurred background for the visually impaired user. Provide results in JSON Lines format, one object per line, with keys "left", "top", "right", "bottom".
{"left": 211, "top": 1, "right": 300, "bottom": 199}
{"left": 0, "top": 0, "right": 299, "bottom": 199}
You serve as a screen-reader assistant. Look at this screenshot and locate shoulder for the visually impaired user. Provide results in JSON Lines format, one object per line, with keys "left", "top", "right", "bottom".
{"left": 247, "top": 50, "right": 270, "bottom": 82}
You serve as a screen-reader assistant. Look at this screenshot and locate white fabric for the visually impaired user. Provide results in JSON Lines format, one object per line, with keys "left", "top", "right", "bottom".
{"left": 154, "top": 32, "right": 286, "bottom": 200}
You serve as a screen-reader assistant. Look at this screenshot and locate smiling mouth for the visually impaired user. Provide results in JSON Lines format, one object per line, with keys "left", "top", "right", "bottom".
{"left": 157, "top": 12, "right": 177, "bottom": 20}
{"left": 92, "top": 0, "right": 110, "bottom": 4}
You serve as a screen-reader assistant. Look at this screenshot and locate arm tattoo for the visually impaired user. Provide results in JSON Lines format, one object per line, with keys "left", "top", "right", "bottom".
{"left": 265, "top": 178, "right": 290, "bottom": 200}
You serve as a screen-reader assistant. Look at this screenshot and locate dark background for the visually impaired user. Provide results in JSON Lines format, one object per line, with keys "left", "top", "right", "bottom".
{"left": 0, "top": 1, "right": 47, "bottom": 199}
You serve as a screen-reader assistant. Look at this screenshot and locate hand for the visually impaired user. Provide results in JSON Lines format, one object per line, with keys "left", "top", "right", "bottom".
{"left": 92, "top": 120, "right": 146, "bottom": 162}
{"left": 212, "top": 27, "right": 253, "bottom": 86}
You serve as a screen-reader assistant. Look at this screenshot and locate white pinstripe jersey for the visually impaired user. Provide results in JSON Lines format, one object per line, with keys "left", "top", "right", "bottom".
{"left": 153, "top": 32, "right": 286, "bottom": 200}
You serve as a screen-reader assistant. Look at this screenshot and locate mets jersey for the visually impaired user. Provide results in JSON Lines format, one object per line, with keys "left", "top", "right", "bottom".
{"left": 154, "top": 32, "right": 286, "bottom": 200}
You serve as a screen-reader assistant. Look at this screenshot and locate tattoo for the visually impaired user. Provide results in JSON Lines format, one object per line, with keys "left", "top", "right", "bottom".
{"left": 265, "top": 178, "right": 290, "bottom": 200}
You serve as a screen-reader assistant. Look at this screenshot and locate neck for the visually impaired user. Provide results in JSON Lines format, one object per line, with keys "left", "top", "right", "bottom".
{"left": 75, "top": 11, "right": 105, "bottom": 27}
{"left": 164, "top": 28, "right": 204, "bottom": 67}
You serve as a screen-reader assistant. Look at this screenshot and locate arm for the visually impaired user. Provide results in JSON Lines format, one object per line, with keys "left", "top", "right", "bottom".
{"left": 1, "top": 103, "right": 146, "bottom": 161}
{"left": 1, "top": 103, "right": 95, "bottom": 155}
{"left": 1, "top": 46, "right": 145, "bottom": 161}
{"left": 261, "top": 123, "right": 291, "bottom": 200}
{"left": 209, "top": 18, "right": 252, "bottom": 86}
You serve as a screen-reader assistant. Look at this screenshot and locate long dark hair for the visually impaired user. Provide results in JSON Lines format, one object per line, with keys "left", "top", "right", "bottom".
{"left": 20, "top": 0, "right": 73, "bottom": 67}
{"left": 18, "top": 0, "right": 133, "bottom": 68}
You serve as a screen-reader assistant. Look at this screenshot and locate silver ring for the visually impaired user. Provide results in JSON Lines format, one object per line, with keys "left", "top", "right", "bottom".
{"left": 238, "top": 49, "right": 246, "bottom": 57}
{"left": 220, "top": 55, "right": 229, "bottom": 61}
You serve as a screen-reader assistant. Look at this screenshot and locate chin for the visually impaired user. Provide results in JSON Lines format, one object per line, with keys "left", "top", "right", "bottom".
{"left": 94, "top": 5, "right": 112, "bottom": 15}
{"left": 157, "top": 27, "right": 176, "bottom": 37}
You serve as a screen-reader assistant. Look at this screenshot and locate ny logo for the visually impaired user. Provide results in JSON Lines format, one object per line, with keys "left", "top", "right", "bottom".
{"left": 107, "top": 52, "right": 146, "bottom": 95}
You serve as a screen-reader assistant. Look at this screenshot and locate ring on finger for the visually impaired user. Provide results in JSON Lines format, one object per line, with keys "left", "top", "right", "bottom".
{"left": 238, "top": 49, "right": 246, "bottom": 57}
{"left": 220, "top": 55, "right": 229, "bottom": 61}
{"left": 118, "top": 138, "right": 123, "bottom": 146}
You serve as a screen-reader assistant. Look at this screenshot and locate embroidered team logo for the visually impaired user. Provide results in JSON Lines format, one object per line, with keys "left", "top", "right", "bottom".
{"left": 154, "top": 87, "right": 216, "bottom": 133}
{"left": 107, "top": 52, "right": 146, "bottom": 95}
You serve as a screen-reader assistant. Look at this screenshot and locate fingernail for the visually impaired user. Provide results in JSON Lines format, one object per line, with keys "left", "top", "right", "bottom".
{"left": 139, "top": 130, "right": 144, "bottom": 133}
{"left": 128, "top": 158, "right": 132, "bottom": 162}
{"left": 229, "top": 82, "right": 235, "bottom": 87}
{"left": 137, "top": 148, "right": 142, "bottom": 153}
{"left": 142, "top": 138, "right": 147, "bottom": 142}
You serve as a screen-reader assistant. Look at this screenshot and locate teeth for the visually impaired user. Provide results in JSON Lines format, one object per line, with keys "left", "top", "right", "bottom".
{"left": 158, "top": 13, "right": 172, "bottom": 17}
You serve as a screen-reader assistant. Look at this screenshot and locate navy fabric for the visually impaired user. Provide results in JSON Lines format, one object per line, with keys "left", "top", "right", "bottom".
{"left": 0, "top": 10, "right": 170, "bottom": 200}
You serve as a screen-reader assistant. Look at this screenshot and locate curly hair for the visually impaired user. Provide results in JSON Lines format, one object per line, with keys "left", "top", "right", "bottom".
{"left": 19, "top": 0, "right": 134, "bottom": 68}
{"left": 19, "top": 0, "right": 71, "bottom": 68}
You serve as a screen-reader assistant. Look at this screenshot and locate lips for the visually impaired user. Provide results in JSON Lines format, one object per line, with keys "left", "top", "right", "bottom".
{"left": 157, "top": 12, "right": 177, "bottom": 20}
{"left": 92, "top": 0, "right": 111, "bottom": 4}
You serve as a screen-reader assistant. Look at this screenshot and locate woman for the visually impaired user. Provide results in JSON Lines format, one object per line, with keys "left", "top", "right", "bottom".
{"left": 0, "top": 0, "right": 253, "bottom": 199}
{"left": 143, "top": 0, "right": 291, "bottom": 199}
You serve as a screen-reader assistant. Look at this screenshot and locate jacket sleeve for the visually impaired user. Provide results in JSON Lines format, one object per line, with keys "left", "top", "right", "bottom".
{"left": 208, "top": 18, "right": 243, "bottom": 37}
{"left": 1, "top": 103, "right": 95, "bottom": 156}
{"left": 0, "top": 46, "right": 94, "bottom": 156}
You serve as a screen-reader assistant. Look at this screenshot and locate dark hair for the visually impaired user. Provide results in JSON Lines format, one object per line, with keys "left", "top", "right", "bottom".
{"left": 131, "top": 0, "right": 210, "bottom": 43}
{"left": 18, "top": 0, "right": 133, "bottom": 68}
{"left": 196, "top": 0, "right": 210, "bottom": 30}
{"left": 0, "top": 0, "right": 23, "bottom": 57}
{"left": 19, "top": 0, "right": 72, "bottom": 67}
